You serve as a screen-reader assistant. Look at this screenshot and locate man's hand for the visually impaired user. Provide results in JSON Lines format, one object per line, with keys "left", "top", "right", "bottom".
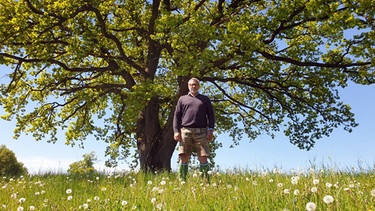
{"left": 207, "top": 130, "right": 214, "bottom": 142}
{"left": 174, "top": 132, "right": 181, "bottom": 142}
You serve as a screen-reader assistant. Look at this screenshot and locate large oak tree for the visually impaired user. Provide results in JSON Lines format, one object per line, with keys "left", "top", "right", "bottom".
{"left": 0, "top": 0, "right": 374, "bottom": 171}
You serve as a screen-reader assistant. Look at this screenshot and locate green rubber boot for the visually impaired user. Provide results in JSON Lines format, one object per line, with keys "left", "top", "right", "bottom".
{"left": 178, "top": 163, "right": 188, "bottom": 181}
{"left": 200, "top": 162, "right": 210, "bottom": 181}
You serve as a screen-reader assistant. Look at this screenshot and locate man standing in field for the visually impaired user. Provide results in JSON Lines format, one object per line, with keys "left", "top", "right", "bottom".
{"left": 173, "top": 77, "right": 215, "bottom": 180}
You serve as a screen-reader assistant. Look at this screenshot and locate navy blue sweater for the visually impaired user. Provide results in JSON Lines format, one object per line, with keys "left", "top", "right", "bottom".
{"left": 173, "top": 93, "right": 215, "bottom": 133}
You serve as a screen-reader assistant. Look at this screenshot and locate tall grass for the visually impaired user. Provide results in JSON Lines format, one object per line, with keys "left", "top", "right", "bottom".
{"left": 1, "top": 167, "right": 375, "bottom": 210}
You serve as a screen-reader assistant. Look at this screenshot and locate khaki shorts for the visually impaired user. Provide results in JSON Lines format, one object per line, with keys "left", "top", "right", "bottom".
{"left": 179, "top": 127, "right": 210, "bottom": 157}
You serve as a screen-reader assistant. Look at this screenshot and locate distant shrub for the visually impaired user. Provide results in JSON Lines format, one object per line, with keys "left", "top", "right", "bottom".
{"left": 68, "top": 151, "right": 97, "bottom": 175}
{"left": 0, "top": 145, "right": 28, "bottom": 176}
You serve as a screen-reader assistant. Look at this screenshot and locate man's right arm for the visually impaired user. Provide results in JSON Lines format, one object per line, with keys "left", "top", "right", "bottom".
{"left": 173, "top": 99, "right": 182, "bottom": 141}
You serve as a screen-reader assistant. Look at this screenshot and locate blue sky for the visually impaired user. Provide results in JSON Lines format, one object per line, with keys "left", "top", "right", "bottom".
{"left": 1, "top": 66, "right": 375, "bottom": 174}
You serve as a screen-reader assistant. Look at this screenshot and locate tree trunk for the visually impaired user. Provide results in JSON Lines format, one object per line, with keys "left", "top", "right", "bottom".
{"left": 136, "top": 76, "right": 189, "bottom": 172}
{"left": 136, "top": 98, "right": 178, "bottom": 172}
{"left": 148, "top": 111, "right": 177, "bottom": 172}
{"left": 136, "top": 97, "right": 161, "bottom": 171}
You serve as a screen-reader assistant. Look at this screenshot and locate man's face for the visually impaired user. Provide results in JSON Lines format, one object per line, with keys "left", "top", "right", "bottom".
{"left": 188, "top": 80, "right": 200, "bottom": 95}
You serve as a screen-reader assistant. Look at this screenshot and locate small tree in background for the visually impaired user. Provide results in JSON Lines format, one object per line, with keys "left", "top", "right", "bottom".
{"left": 0, "top": 145, "right": 28, "bottom": 176}
{"left": 68, "top": 152, "right": 97, "bottom": 175}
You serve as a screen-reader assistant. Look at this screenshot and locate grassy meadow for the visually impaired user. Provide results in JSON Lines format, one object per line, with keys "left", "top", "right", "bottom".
{"left": 1, "top": 167, "right": 375, "bottom": 210}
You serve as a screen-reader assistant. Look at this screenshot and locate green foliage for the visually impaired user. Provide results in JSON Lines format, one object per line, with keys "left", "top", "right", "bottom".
{"left": 67, "top": 152, "right": 98, "bottom": 175}
{"left": 0, "top": 167, "right": 375, "bottom": 210}
{"left": 0, "top": 145, "right": 28, "bottom": 176}
{"left": 0, "top": 0, "right": 374, "bottom": 167}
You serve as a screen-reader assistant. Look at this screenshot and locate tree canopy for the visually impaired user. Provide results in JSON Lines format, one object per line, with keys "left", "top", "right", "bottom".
{"left": 0, "top": 145, "right": 28, "bottom": 176}
{"left": 0, "top": 0, "right": 374, "bottom": 170}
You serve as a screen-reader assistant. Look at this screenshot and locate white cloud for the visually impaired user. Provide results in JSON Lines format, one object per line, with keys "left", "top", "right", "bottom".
{"left": 18, "top": 156, "right": 75, "bottom": 174}
{"left": 18, "top": 156, "right": 128, "bottom": 175}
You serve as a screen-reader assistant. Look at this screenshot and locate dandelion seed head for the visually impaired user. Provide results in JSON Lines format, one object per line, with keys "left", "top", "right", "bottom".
{"left": 291, "top": 176, "right": 299, "bottom": 185}
{"left": 283, "top": 189, "right": 290, "bottom": 194}
{"left": 160, "top": 180, "right": 166, "bottom": 186}
{"left": 83, "top": 203, "right": 89, "bottom": 209}
{"left": 156, "top": 203, "right": 163, "bottom": 210}
{"left": 305, "top": 202, "right": 316, "bottom": 211}
{"left": 101, "top": 187, "right": 107, "bottom": 191}
{"left": 17, "top": 206, "right": 24, "bottom": 211}
{"left": 122, "top": 200, "right": 128, "bottom": 206}
{"left": 323, "top": 195, "right": 334, "bottom": 204}
{"left": 94, "top": 196, "right": 100, "bottom": 201}
{"left": 277, "top": 183, "right": 283, "bottom": 188}
{"left": 311, "top": 187, "right": 318, "bottom": 193}
{"left": 334, "top": 182, "right": 339, "bottom": 188}
{"left": 293, "top": 189, "right": 300, "bottom": 195}
{"left": 19, "top": 198, "right": 26, "bottom": 203}
{"left": 151, "top": 197, "right": 157, "bottom": 204}
{"left": 326, "top": 182, "right": 332, "bottom": 188}
{"left": 29, "top": 206, "right": 35, "bottom": 211}
{"left": 313, "top": 179, "right": 319, "bottom": 185}
{"left": 371, "top": 189, "right": 375, "bottom": 197}
{"left": 147, "top": 181, "right": 153, "bottom": 185}
{"left": 67, "top": 196, "right": 73, "bottom": 201}
{"left": 66, "top": 189, "right": 72, "bottom": 194}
